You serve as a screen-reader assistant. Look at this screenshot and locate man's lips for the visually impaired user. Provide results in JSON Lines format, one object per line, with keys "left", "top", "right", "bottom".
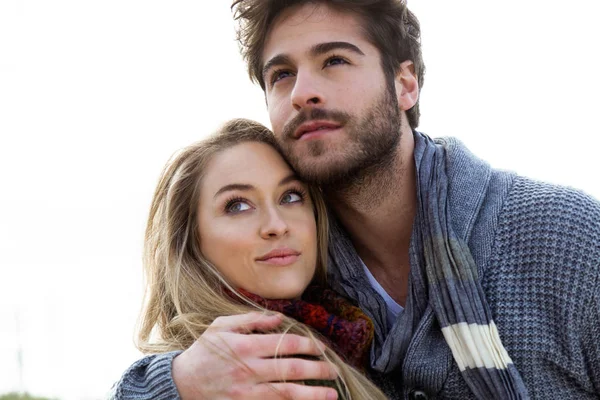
{"left": 256, "top": 248, "right": 301, "bottom": 266}
{"left": 293, "top": 121, "right": 342, "bottom": 140}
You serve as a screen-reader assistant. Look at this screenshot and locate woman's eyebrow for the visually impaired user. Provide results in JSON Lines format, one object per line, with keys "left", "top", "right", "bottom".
{"left": 278, "top": 173, "right": 299, "bottom": 187}
{"left": 214, "top": 173, "right": 299, "bottom": 199}
{"left": 214, "top": 183, "right": 254, "bottom": 199}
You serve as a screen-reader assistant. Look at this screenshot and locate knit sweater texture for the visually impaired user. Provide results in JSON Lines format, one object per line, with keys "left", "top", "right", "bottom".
{"left": 110, "top": 133, "right": 600, "bottom": 399}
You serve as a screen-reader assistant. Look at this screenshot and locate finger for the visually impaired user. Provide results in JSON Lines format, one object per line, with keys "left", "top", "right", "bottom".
{"left": 204, "top": 333, "right": 326, "bottom": 361}
{"left": 208, "top": 312, "right": 283, "bottom": 333}
{"left": 250, "top": 358, "right": 338, "bottom": 383}
{"left": 249, "top": 382, "right": 339, "bottom": 400}
{"left": 250, "top": 334, "right": 327, "bottom": 358}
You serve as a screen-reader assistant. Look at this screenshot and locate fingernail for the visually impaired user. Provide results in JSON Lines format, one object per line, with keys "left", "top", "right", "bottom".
{"left": 327, "top": 390, "right": 338, "bottom": 400}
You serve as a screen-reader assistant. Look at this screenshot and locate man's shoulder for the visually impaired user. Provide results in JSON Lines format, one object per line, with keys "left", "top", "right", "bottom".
{"left": 502, "top": 174, "right": 600, "bottom": 231}
{"left": 434, "top": 133, "right": 600, "bottom": 220}
{"left": 435, "top": 133, "right": 600, "bottom": 241}
{"left": 490, "top": 174, "right": 600, "bottom": 280}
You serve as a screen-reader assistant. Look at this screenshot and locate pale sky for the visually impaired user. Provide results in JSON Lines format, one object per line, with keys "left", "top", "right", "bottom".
{"left": 0, "top": 1, "right": 599, "bottom": 399}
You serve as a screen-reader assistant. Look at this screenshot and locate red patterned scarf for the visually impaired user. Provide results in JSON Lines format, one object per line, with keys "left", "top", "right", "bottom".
{"left": 233, "top": 285, "right": 374, "bottom": 370}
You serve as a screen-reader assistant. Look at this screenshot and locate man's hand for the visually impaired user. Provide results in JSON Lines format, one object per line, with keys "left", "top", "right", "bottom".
{"left": 172, "top": 312, "right": 339, "bottom": 400}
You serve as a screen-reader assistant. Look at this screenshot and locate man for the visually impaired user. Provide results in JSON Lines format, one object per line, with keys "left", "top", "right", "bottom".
{"left": 232, "top": 1, "right": 599, "bottom": 398}
{"left": 114, "top": 1, "right": 600, "bottom": 399}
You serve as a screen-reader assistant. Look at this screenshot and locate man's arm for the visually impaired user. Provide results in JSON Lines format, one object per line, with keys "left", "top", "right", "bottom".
{"left": 109, "top": 351, "right": 182, "bottom": 400}
{"left": 111, "top": 312, "right": 339, "bottom": 400}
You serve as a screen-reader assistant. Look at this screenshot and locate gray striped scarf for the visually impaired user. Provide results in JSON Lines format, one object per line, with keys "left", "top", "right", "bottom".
{"left": 417, "top": 134, "right": 529, "bottom": 399}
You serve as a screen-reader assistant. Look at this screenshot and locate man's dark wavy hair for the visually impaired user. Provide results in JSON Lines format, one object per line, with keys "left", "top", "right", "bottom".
{"left": 232, "top": 0, "right": 425, "bottom": 129}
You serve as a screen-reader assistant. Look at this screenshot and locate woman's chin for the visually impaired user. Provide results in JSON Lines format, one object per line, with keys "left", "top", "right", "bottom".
{"left": 259, "top": 286, "right": 306, "bottom": 300}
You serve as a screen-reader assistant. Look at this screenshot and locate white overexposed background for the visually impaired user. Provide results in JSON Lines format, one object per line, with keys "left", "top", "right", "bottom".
{"left": 0, "top": 1, "right": 598, "bottom": 399}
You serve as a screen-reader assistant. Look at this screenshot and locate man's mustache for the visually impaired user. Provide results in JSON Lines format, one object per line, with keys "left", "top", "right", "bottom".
{"left": 283, "top": 108, "right": 351, "bottom": 140}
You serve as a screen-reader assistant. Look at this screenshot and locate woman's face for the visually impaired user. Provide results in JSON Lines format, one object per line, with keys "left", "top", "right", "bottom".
{"left": 197, "top": 141, "right": 318, "bottom": 299}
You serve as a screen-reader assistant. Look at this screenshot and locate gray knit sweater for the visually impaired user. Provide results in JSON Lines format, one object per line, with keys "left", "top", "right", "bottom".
{"left": 110, "top": 134, "right": 600, "bottom": 399}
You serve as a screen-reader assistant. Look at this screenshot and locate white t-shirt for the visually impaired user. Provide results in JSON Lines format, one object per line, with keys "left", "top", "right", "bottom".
{"left": 360, "top": 258, "right": 404, "bottom": 328}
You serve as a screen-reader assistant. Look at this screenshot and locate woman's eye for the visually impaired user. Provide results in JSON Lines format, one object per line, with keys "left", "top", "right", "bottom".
{"left": 226, "top": 201, "right": 251, "bottom": 214}
{"left": 281, "top": 192, "right": 303, "bottom": 204}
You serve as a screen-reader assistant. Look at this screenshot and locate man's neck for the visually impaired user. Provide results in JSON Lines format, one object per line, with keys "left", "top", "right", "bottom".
{"left": 325, "top": 127, "right": 416, "bottom": 306}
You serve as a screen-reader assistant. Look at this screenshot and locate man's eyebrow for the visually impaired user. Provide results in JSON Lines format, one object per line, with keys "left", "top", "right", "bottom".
{"left": 310, "top": 41, "right": 365, "bottom": 57}
{"left": 213, "top": 174, "right": 299, "bottom": 199}
{"left": 261, "top": 42, "right": 364, "bottom": 81}
{"left": 262, "top": 54, "right": 294, "bottom": 81}
{"left": 214, "top": 183, "right": 254, "bottom": 199}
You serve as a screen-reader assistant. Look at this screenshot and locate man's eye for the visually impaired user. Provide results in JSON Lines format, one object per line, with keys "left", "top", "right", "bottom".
{"left": 281, "top": 191, "right": 303, "bottom": 204}
{"left": 324, "top": 56, "right": 348, "bottom": 67}
{"left": 272, "top": 70, "right": 294, "bottom": 84}
{"left": 226, "top": 200, "right": 251, "bottom": 214}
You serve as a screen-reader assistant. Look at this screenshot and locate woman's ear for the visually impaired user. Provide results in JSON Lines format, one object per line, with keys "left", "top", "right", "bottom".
{"left": 394, "top": 60, "right": 419, "bottom": 111}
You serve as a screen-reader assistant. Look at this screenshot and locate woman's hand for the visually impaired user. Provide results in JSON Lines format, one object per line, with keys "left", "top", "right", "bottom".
{"left": 172, "top": 312, "right": 339, "bottom": 400}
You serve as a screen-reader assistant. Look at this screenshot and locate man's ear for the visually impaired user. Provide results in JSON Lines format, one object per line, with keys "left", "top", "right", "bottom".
{"left": 394, "top": 60, "right": 419, "bottom": 111}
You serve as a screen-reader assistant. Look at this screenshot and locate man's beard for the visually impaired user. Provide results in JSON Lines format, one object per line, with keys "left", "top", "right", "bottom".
{"left": 279, "top": 85, "right": 402, "bottom": 187}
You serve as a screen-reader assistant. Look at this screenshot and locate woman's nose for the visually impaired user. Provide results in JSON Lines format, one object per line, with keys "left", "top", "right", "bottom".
{"left": 259, "top": 207, "right": 289, "bottom": 239}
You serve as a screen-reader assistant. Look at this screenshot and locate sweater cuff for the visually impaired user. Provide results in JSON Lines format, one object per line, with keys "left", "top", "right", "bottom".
{"left": 111, "top": 350, "right": 183, "bottom": 400}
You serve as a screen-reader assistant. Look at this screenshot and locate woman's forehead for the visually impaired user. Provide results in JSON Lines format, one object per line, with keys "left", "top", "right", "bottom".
{"left": 202, "top": 142, "right": 294, "bottom": 193}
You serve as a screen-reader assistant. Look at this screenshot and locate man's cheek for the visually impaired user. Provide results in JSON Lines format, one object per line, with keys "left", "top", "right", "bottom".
{"left": 270, "top": 103, "right": 287, "bottom": 133}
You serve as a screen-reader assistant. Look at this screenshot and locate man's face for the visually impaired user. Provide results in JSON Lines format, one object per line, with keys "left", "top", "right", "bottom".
{"left": 261, "top": 3, "right": 402, "bottom": 186}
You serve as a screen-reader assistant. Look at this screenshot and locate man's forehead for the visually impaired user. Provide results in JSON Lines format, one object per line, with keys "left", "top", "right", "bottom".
{"left": 262, "top": 3, "right": 368, "bottom": 60}
{"left": 273, "top": 2, "right": 339, "bottom": 26}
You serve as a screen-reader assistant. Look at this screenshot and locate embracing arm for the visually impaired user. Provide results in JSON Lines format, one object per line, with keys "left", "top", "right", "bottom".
{"left": 109, "top": 313, "right": 338, "bottom": 400}
{"left": 109, "top": 351, "right": 182, "bottom": 400}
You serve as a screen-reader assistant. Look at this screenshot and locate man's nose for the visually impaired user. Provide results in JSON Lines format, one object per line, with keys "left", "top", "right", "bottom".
{"left": 291, "top": 71, "right": 324, "bottom": 111}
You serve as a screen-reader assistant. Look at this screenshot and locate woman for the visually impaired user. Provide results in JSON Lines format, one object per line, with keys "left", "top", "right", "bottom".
{"left": 111, "top": 119, "right": 387, "bottom": 400}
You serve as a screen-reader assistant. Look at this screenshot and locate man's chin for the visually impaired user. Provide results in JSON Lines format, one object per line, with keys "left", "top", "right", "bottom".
{"left": 290, "top": 156, "right": 353, "bottom": 186}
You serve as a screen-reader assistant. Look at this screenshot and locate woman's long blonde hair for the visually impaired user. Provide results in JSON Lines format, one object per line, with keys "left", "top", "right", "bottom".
{"left": 137, "top": 118, "right": 387, "bottom": 399}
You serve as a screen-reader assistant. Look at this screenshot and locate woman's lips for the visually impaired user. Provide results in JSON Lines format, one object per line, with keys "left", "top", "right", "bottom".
{"left": 256, "top": 254, "right": 300, "bottom": 266}
{"left": 256, "top": 248, "right": 301, "bottom": 266}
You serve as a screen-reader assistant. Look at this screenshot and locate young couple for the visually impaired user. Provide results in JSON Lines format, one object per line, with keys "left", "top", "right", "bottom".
{"left": 112, "top": 1, "right": 600, "bottom": 399}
